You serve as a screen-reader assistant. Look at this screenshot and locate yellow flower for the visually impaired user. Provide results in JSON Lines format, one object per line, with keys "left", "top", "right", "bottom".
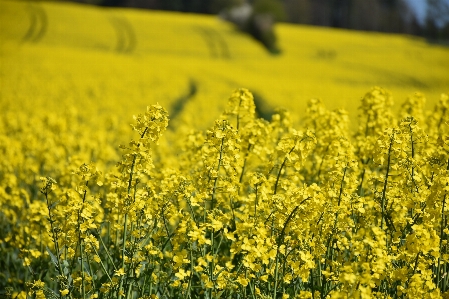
{"left": 175, "top": 269, "right": 191, "bottom": 281}
{"left": 23, "top": 257, "right": 31, "bottom": 267}
{"left": 35, "top": 290, "right": 46, "bottom": 299}
{"left": 236, "top": 275, "right": 248, "bottom": 287}
{"left": 115, "top": 268, "right": 126, "bottom": 276}
{"left": 60, "top": 289, "right": 69, "bottom": 296}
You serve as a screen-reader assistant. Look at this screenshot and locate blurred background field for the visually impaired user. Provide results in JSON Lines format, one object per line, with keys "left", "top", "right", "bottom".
{"left": 0, "top": 0, "right": 449, "bottom": 131}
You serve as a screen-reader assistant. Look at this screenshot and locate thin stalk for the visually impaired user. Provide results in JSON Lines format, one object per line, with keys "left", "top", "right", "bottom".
{"left": 69, "top": 238, "right": 80, "bottom": 277}
{"left": 107, "top": 222, "right": 111, "bottom": 271}
{"left": 149, "top": 258, "right": 153, "bottom": 296}
{"left": 86, "top": 252, "right": 96, "bottom": 290}
{"left": 207, "top": 125, "right": 227, "bottom": 298}
{"left": 437, "top": 159, "right": 449, "bottom": 289}
{"left": 187, "top": 243, "right": 194, "bottom": 297}
{"left": 406, "top": 251, "right": 421, "bottom": 288}
{"left": 248, "top": 280, "right": 257, "bottom": 299}
{"left": 125, "top": 244, "right": 135, "bottom": 298}
{"left": 243, "top": 270, "right": 247, "bottom": 298}
{"left": 229, "top": 196, "right": 237, "bottom": 231}
{"left": 118, "top": 127, "right": 148, "bottom": 298}
{"left": 236, "top": 95, "right": 243, "bottom": 131}
{"left": 79, "top": 231, "right": 85, "bottom": 298}
{"left": 357, "top": 167, "right": 366, "bottom": 197}
{"left": 438, "top": 107, "right": 447, "bottom": 130}
{"left": 356, "top": 113, "right": 373, "bottom": 198}
{"left": 92, "top": 245, "right": 113, "bottom": 283}
{"left": 161, "top": 209, "right": 173, "bottom": 249}
{"left": 96, "top": 228, "right": 117, "bottom": 271}
{"left": 322, "top": 166, "right": 347, "bottom": 294}
{"left": 311, "top": 144, "right": 330, "bottom": 184}
{"left": 115, "top": 214, "right": 120, "bottom": 257}
{"left": 43, "top": 192, "right": 65, "bottom": 286}
{"left": 185, "top": 195, "right": 199, "bottom": 226}
{"left": 364, "top": 114, "right": 371, "bottom": 137}
{"left": 126, "top": 281, "right": 133, "bottom": 299}
{"left": 239, "top": 144, "right": 252, "bottom": 184}
{"left": 212, "top": 136, "right": 225, "bottom": 210}
{"left": 253, "top": 185, "right": 259, "bottom": 227}
{"left": 118, "top": 213, "right": 129, "bottom": 298}
{"left": 274, "top": 145, "right": 296, "bottom": 195}
{"left": 273, "top": 205, "right": 300, "bottom": 299}
{"left": 381, "top": 132, "right": 395, "bottom": 230}
{"left": 77, "top": 180, "right": 89, "bottom": 299}
{"left": 310, "top": 266, "right": 315, "bottom": 299}
{"left": 443, "top": 263, "right": 448, "bottom": 292}
{"left": 408, "top": 123, "right": 418, "bottom": 193}
{"left": 318, "top": 258, "right": 325, "bottom": 297}
{"left": 210, "top": 228, "right": 215, "bottom": 298}
{"left": 280, "top": 241, "right": 290, "bottom": 294}
{"left": 337, "top": 167, "right": 347, "bottom": 207}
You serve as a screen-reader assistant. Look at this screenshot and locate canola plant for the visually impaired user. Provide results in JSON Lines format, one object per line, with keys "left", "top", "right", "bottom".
{"left": 2, "top": 87, "right": 449, "bottom": 298}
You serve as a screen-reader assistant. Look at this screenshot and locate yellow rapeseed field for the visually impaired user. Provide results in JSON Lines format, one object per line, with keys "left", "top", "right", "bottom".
{"left": 1, "top": 0, "right": 449, "bottom": 127}
{"left": 1, "top": 0, "right": 449, "bottom": 298}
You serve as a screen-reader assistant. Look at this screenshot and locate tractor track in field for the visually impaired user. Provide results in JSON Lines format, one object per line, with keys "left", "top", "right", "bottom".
{"left": 22, "top": 3, "right": 47, "bottom": 43}
{"left": 252, "top": 91, "right": 275, "bottom": 121}
{"left": 195, "top": 26, "right": 230, "bottom": 59}
{"left": 108, "top": 15, "right": 136, "bottom": 54}
{"left": 166, "top": 80, "right": 273, "bottom": 125}
{"left": 169, "top": 80, "right": 197, "bottom": 125}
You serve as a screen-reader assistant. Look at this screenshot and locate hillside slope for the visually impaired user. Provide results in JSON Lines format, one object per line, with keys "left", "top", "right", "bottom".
{"left": 1, "top": 0, "right": 448, "bottom": 128}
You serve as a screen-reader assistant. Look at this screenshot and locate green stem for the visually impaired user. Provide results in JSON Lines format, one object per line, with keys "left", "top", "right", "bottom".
{"left": 86, "top": 251, "right": 96, "bottom": 290}
{"left": 187, "top": 243, "right": 194, "bottom": 297}
{"left": 248, "top": 279, "right": 257, "bottom": 299}
{"left": 118, "top": 214, "right": 128, "bottom": 298}
{"left": 212, "top": 136, "right": 225, "bottom": 210}
{"left": 408, "top": 123, "right": 418, "bottom": 193}
{"left": 185, "top": 194, "right": 199, "bottom": 226}
{"left": 274, "top": 145, "right": 296, "bottom": 195}
{"left": 118, "top": 127, "right": 148, "bottom": 298}
{"left": 77, "top": 181, "right": 89, "bottom": 299}
{"left": 437, "top": 159, "right": 449, "bottom": 289}
{"left": 381, "top": 132, "right": 395, "bottom": 230}
{"left": 96, "top": 228, "right": 117, "bottom": 271}
{"left": 438, "top": 107, "right": 447, "bottom": 130}
{"left": 443, "top": 262, "right": 448, "bottom": 292}
{"left": 44, "top": 192, "right": 64, "bottom": 288}
{"left": 406, "top": 251, "right": 421, "bottom": 289}
{"left": 311, "top": 144, "right": 330, "bottom": 184}
{"left": 236, "top": 95, "right": 243, "bottom": 131}
{"left": 253, "top": 185, "right": 259, "bottom": 227}
{"left": 79, "top": 229, "right": 86, "bottom": 299}
{"left": 239, "top": 144, "right": 252, "bottom": 184}
{"left": 273, "top": 205, "right": 300, "bottom": 299}
{"left": 126, "top": 280, "right": 133, "bottom": 299}
{"left": 210, "top": 228, "right": 215, "bottom": 298}
{"left": 92, "top": 244, "right": 113, "bottom": 283}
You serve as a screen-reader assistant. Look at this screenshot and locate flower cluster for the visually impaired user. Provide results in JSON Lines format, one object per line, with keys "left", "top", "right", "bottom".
{"left": 1, "top": 88, "right": 449, "bottom": 299}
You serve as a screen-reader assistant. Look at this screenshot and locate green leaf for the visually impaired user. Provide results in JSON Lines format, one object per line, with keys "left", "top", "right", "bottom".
{"left": 46, "top": 246, "right": 59, "bottom": 269}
